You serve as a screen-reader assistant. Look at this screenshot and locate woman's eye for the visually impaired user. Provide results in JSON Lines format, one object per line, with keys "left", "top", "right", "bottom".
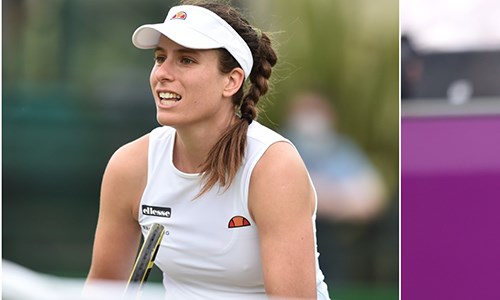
{"left": 180, "top": 57, "right": 194, "bottom": 65}
{"left": 154, "top": 56, "right": 166, "bottom": 64}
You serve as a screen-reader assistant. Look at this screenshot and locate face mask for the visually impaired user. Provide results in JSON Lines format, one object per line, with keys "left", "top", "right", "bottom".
{"left": 289, "top": 111, "right": 333, "bottom": 140}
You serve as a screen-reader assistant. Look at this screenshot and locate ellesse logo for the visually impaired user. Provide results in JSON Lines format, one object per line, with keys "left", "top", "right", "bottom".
{"left": 142, "top": 205, "right": 171, "bottom": 218}
{"left": 171, "top": 11, "right": 187, "bottom": 20}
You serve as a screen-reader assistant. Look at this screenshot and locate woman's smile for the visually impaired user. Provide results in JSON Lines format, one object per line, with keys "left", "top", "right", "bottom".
{"left": 158, "top": 91, "right": 182, "bottom": 108}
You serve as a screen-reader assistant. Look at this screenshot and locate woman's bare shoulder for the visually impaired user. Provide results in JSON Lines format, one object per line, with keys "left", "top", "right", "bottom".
{"left": 249, "top": 141, "right": 316, "bottom": 219}
{"left": 105, "top": 134, "right": 150, "bottom": 184}
{"left": 252, "top": 141, "right": 307, "bottom": 182}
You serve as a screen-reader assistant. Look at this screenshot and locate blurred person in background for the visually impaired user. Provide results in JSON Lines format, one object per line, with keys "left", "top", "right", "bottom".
{"left": 284, "top": 91, "right": 387, "bottom": 222}
{"left": 282, "top": 91, "right": 388, "bottom": 284}
{"left": 401, "top": 35, "right": 423, "bottom": 100}
{"left": 86, "top": 1, "right": 330, "bottom": 299}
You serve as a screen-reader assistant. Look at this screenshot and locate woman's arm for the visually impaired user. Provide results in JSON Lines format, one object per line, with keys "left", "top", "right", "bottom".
{"left": 87, "top": 135, "right": 149, "bottom": 283}
{"left": 249, "top": 141, "right": 317, "bottom": 299}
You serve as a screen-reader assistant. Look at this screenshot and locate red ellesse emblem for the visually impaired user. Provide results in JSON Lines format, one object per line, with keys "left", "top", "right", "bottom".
{"left": 228, "top": 216, "right": 251, "bottom": 228}
{"left": 171, "top": 11, "right": 187, "bottom": 20}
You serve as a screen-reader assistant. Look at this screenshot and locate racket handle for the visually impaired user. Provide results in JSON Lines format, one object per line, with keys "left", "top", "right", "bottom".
{"left": 124, "top": 223, "right": 165, "bottom": 298}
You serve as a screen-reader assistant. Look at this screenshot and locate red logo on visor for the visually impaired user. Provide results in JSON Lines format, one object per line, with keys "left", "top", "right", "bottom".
{"left": 171, "top": 11, "right": 187, "bottom": 20}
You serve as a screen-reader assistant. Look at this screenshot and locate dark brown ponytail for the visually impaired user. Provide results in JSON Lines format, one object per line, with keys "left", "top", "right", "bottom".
{"left": 180, "top": 0, "right": 278, "bottom": 196}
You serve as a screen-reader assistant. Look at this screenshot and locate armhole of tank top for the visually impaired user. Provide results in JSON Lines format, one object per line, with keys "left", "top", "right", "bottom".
{"left": 146, "top": 126, "right": 174, "bottom": 174}
{"left": 146, "top": 127, "right": 160, "bottom": 184}
{"left": 138, "top": 126, "right": 167, "bottom": 222}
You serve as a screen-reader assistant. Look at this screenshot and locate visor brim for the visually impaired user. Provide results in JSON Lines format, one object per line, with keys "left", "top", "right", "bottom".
{"left": 132, "top": 24, "right": 222, "bottom": 50}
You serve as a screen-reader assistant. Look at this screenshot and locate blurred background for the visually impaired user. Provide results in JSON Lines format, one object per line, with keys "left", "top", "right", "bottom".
{"left": 3, "top": 0, "right": 399, "bottom": 299}
{"left": 401, "top": 0, "right": 500, "bottom": 299}
{"left": 401, "top": 0, "right": 500, "bottom": 102}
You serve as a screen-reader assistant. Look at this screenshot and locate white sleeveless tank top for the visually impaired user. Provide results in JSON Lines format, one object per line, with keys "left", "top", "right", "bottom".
{"left": 138, "top": 122, "right": 330, "bottom": 300}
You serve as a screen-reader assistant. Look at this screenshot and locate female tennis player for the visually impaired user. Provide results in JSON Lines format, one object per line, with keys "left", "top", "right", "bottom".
{"left": 87, "top": 1, "right": 330, "bottom": 299}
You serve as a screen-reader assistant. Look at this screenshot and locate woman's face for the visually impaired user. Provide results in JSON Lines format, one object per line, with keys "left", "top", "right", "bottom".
{"left": 150, "top": 35, "right": 235, "bottom": 129}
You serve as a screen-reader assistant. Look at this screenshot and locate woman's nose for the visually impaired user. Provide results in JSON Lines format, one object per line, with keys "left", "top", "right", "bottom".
{"left": 154, "top": 60, "right": 174, "bottom": 82}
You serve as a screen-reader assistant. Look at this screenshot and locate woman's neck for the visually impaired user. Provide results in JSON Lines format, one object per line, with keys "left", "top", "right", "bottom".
{"left": 172, "top": 113, "right": 238, "bottom": 173}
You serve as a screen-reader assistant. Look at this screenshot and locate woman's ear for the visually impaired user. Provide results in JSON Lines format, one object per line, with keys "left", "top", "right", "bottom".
{"left": 222, "top": 68, "right": 245, "bottom": 98}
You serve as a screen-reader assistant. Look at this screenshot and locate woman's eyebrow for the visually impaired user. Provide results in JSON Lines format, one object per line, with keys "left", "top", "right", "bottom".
{"left": 154, "top": 46, "right": 201, "bottom": 55}
{"left": 177, "top": 48, "right": 199, "bottom": 55}
{"left": 154, "top": 46, "right": 165, "bottom": 54}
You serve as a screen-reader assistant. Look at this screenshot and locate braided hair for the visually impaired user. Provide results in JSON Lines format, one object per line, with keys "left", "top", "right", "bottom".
{"left": 179, "top": 0, "right": 278, "bottom": 195}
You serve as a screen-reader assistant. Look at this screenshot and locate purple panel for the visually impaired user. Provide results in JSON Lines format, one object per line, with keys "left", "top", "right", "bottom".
{"left": 402, "top": 116, "right": 500, "bottom": 299}
{"left": 402, "top": 116, "right": 500, "bottom": 173}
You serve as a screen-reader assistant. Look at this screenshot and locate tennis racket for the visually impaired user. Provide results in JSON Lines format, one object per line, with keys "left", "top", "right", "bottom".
{"left": 124, "top": 223, "right": 165, "bottom": 297}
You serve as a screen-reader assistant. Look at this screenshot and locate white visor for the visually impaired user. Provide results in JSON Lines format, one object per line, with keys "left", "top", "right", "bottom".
{"left": 132, "top": 5, "right": 253, "bottom": 79}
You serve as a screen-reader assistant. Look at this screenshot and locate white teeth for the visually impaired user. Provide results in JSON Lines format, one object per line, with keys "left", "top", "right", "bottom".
{"left": 159, "top": 92, "right": 181, "bottom": 100}
{"left": 160, "top": 99, "right": 178, "bottom": 106}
